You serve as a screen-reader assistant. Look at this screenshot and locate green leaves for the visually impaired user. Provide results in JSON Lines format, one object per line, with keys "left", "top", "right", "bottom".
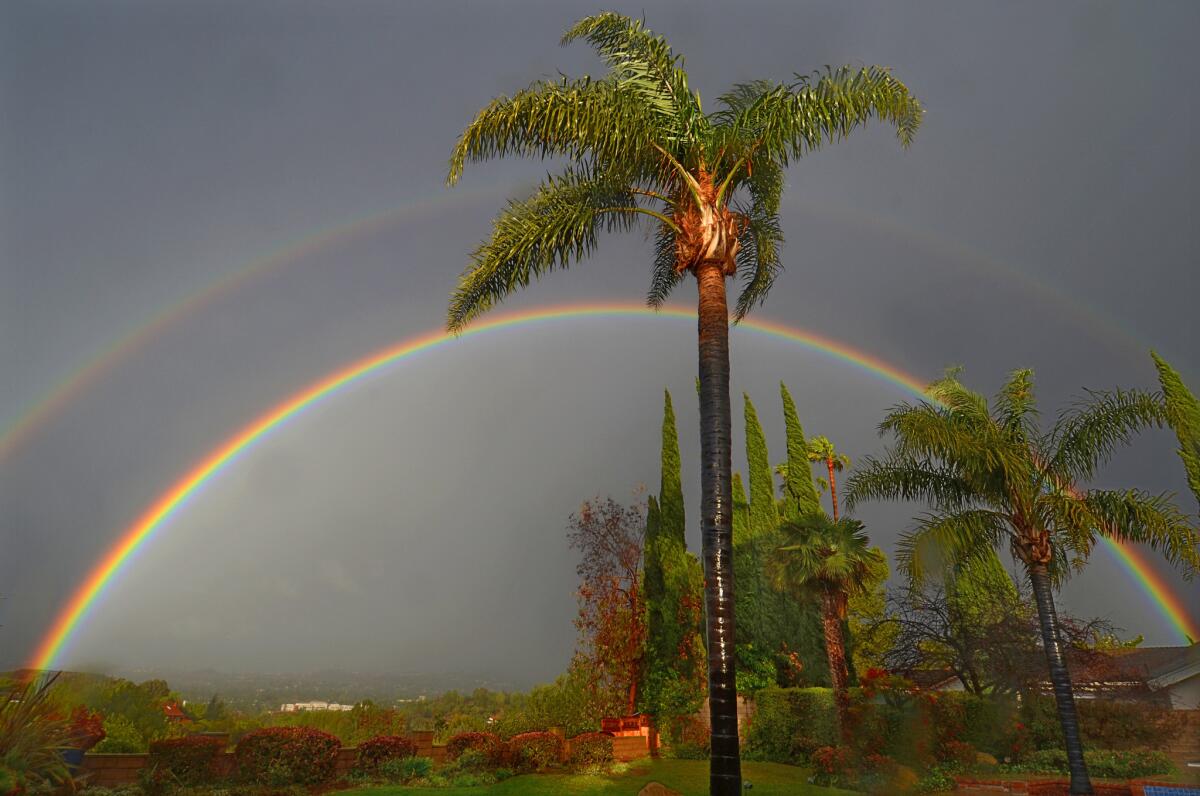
{"left": 447, "top": 163, "right": 641, "bottom": 331}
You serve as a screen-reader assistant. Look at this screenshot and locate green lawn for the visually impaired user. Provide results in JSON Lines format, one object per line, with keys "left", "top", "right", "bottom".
{"left": 338, "top": 759, "right": 855, "bottom": 796}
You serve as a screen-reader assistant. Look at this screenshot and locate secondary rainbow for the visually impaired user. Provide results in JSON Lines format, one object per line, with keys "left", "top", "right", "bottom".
{"left": 27, "top": 302, "right": 1198, "bottom": 670}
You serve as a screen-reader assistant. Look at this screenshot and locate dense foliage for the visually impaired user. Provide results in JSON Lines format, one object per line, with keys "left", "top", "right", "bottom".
{"left": 507, "top": 731, "right": 564, "bottom": 772}
{"left": 1, "top": 676, "right": 74, "bottom": 796}
{"left": 233, "top": 726, "right": 340, "bottom": 785}
{"left": 354, "top": 734, "right": 416, "bottom": 772}
{"left": 566, "top": 732, "right": 614, "bottom": 769}
{"left": 444, "top": 732, "right": 504, "bottom": 766}
{"left": 146, "top": 736, "right": 225, "bottom": 785}
{"left": 1002, "top": 747, "right": 1175, "bottom": 779}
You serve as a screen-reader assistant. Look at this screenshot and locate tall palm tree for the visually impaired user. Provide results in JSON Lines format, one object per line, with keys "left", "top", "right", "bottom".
{"left": 769, "top": 513, "right": 885, "bottom": 738}
{"left": 444, "top": 14, "right": 922, "bottom": 792}
{"left": 807, "top": 435, "right": 851, "bottom": 520}
{"left": 845, "top": 369, "right": 1199, "bottom": 795}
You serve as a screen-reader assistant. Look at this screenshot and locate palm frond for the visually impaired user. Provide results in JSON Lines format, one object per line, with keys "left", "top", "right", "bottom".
{"left": 845, "top": 458, "right": 978, "bottom": 513}
{"left": 994, "top": 368, "right": 1039, "bottom": 443}
{"left": 646, "top": 223, "right": 682, "bottom": 307}
{"left": 1060, "top": 488, "right": 1200, "bottom": 575}
{"left": 447, "top": 75, "right": 661, "bottom": 186}
{"left": 561, "top": 13, "right": 703, "bottom": 145}
{"left": 723, "top": 66, "right": 923, "bottom": 169}
{"left": 896, "top": 509, "right": 1009, "bottom": 584}
{"left": 732, "top": 207, "right": 784, "bottom": 319}
{"left": 448, "top": 163, "right": 643, "bottom": 331}
{"left": 1049, "top": 388, "right": 1166, "bottom": 483}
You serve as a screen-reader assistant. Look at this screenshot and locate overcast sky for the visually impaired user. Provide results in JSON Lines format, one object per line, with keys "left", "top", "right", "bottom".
{"left": 2, "top": 0, "right": 1197, "bottom": 685}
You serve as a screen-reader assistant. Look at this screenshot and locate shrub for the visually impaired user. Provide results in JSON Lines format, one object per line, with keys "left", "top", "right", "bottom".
{"left": 233, "top": 726, "right": 340, "bottom": 784}
{"left": 567, "top": 732, "right": 613, "bottom": 769}
{"left": 743, "top": 687, "right": 836, "bottom": 763}
{"left": 937, "top": 739, "right": 977, "bottom": 767}
{"left": 507, "top": 731, "right": 563, "bottom": 772}
{"left": 442, "top": 749, "right": 490, "bottom": 776}
{"left": 148, "top": 735, "right": 225, "bottom": 784}
{"left": 1002, "top": 747, "right": 1174, "bottom": 779}
{"left": 378, "top": 755, "right": 431, "bottom": 784}
{"left": 444, "top": 731, "right": 503, "bottom": 766}
{"left": 810, "top": 745, "right": 856, "bottom": 788}
{"left": 1018, "top": 695, "right": 1181, "bottom": 752}
{"left": 355, "top": 735, "right": 416, "bottom": 772}
{"left": 0, "top": 677, "right": 74, "bottom": 795}
{"left": 93, "top": 716, "right": 144, "bottom": 754}
{"left": 913, "top": 764, "right": 959, "bottom": 794}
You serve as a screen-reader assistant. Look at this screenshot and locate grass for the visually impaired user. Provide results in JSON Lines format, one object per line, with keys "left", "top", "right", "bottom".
{"left": 337, "top": 758, "right": 856, "bottom": 795}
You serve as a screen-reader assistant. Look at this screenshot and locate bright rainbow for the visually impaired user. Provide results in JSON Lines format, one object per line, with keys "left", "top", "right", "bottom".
{"left": 27, "top": 302, "right": 1198, "bottom": 670}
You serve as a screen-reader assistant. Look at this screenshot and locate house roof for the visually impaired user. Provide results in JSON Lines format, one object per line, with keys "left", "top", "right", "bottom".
{"left": 162, "top": 701, "right": 189, "bottom": 719}
{"left": 907, "top": 669, "right": 960, "bottom": 690}
{"left": 1068, "top": 643, "right": 1199, "bottom": 687}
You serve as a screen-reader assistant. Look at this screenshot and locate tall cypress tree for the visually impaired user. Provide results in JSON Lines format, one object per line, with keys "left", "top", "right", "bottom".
{"left": 744, "top": 394, "right": 780, "bottom": 541}
{"left": 1152, "top": 352, "right": 1200, "bottom": 510}
{"left": 781, "top": 383, "right": 822, "bottom": 518}
{"left": 660, "top": 391, "right": 686, "bottom": 546}
{"left": 643, "top": 494, "right": 665, "bottom": 664}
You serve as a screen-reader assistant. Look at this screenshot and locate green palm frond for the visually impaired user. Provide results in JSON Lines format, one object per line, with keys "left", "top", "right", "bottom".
{"left": 995, "top": 368, "right": 1039, "bottom": 443}
{"left": 562, "top": 12, "right": 702, "bottom": 145}
{"left": 845, "top": 458, "right": 978, "bottom": 512}
{"left": 1057, "top": 488, "right": 1199, "bottom": 575}
{"left": 447, "top": 75, "right": 661, "bottom": 186}
{"left": 732, "top": 206, "right": 784, "bottom": 319}
{"left": 896, "top": 509, "right": 1009, "bottom": 584}
{"left": 723, "top": 66, "right": 923, "bottom": 170}
{"left": 448, "top": 163, "right": 651, "bottom": 331}
{"left": 1049, "top": 388, "right": 1166, "bottom": 483}
{"left": 646, "top": 223, "right": 682, "bottom": 308}
{"left": 878, "top": 401, "right": 1025, "bottom": 491}
{"left": 772, "top": 514, "right": 882, "bottom": 601}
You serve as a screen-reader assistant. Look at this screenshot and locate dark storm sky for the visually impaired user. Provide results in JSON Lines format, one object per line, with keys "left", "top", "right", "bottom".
{"left": 2, "top": 0, "right": 1196, "bottom": 684}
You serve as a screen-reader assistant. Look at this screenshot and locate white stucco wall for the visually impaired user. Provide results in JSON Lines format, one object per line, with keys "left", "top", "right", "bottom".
{"left": 1166, "top": 673, "right": 1200, "bottom": 709}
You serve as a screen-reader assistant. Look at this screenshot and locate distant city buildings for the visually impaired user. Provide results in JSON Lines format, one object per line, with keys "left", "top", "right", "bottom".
{"left": 278, "top": 701, "right": 354, "bottom": 712}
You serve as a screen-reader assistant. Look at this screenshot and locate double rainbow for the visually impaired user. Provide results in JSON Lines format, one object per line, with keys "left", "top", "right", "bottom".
{"left": 27, "top": 302, "right": 1198, "bottom": 671}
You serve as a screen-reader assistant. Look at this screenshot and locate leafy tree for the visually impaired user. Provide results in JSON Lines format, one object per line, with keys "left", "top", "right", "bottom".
{"left": 807, "top": 436, "right": 851, "bottom": 520}
{"left": 846, "top": 550, "right": 892, "bottom": 675}
{"left": 445, "top": 14, "right": 922, "bottom": 788}
{"left": 769, "top": 514, "right": 885, "bottom": 738}
{"left": 1152, "top": 352, "right": 1200, "bottom": 511}
{"left": 568, "top": 497, "right": 648, "bottom": 715}
{"left": 846, "top": 368, "right": 1199, "bottom": 794}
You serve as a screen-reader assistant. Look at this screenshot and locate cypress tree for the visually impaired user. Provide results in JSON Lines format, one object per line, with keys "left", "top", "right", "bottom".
{"left": 1152, "top": 352, "right": 1200, "bottom": 510}
{"left": 744, "top": 394, "right": 780, "bottom": 541}
{"left": 643, "top": 494, "right": 665, "bottom": 662}
{"left": 660, "top": 391, "right": 686, "bottom": 546}
{"left": 781, "top": 382, "right": 822, "bottom": 518}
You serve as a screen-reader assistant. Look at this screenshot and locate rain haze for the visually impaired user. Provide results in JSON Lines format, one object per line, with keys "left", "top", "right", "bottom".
{"left": 2, "top": 1, "right": 1197, "bottom": 688}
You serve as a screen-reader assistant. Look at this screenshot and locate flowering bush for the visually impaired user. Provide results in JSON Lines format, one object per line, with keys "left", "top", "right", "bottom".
{"left": 68, "top": 706, "right": 106, "bottom": 751}
{"left": 147, "top": 736, "right": 225, "bottom": 784}
{"left": 355, "top": 735, "right": 416, "bottom": 772}
{"left": 444, "top": 731, "right": 504, "bottom": 766}
{"left": 810, "top": 745, "right": 856, "bottom": 787}
{"left": 507, "top": 731, "right": 563, "bottom": 772}
{"left": 937, "top": 739, "right": 977, "bottom": 767}
{"left": 234, "top": 726, "right": 341, "bottom": 784}
{"left": 567, "top": 732, "right": 613, "bottom": 768}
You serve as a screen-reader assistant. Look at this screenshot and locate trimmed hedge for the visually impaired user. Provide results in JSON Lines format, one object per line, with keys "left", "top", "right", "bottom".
{"left": 1019, "top": 695, "right": 1182, "bottom": 753}
{"left": 234, "top": 726, "right": 341, "bottom": 784}
{"left": 444, "top": 732, "right": 504, "bottom": 766}
{"left": 147, "top": 736, "right": 225, "bottom": 785}
{"left": 356, "top": 735, "right": 417, "bottom": 771}
{"left": 1003, "top": 747, "right": 1175, "bottom": 779}
{"left": 567, "top": 732, "right": 613, "bottom": 768}
{"left": 507, "top": 731, "right": 563, "bottom": 772}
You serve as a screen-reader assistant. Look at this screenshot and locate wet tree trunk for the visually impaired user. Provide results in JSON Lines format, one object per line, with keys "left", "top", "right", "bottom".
{"left": 826, "top": 458, "right": 840, "bottom": 521}
{"left": 1028, "top": 563, "right": 1092, "bottom": 795}
{"left": 695, "top": 261, "right": 742, "bottom": 795}
{"left": 821, "top": 591, "right": 851, "bottom": 741}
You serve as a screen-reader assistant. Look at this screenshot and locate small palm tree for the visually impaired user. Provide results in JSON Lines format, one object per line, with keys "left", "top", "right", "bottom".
{"left": 770, "top": 513, "right": 885, "bottom": 738}
{"left": 444, "top": 14, "right": 922, "bottom": 792}
{"left": 807, "top": 436, "right": 851, "bottom": 520}
{"left": 845, "top": 369, "right": 1199, "bottom": 795}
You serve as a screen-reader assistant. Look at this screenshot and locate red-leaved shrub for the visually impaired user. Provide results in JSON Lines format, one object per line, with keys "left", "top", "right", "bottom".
{"left": 567, "top": 732, "right": 613, "bottom": 768}
{"left": 234, "top": 727, "right": 340, "bottom": 785}
{"left": 148, "top": 736, "right": 225, "bottom": 785}
{"left": 810, "top": 745, "right": 856, "bottom": 787}
{"left": 507, "top": 731, "right": 563, "bottom": 772}
{"left": 356, "top": 735, "right": 417, "bottom": 771}
{"left": 445, "top": 732, "right": 504, "bottom": 766}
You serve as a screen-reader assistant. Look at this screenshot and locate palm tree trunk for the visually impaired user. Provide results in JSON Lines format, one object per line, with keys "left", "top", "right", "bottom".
{"left": 695, "top": 261, "right": 742, "bottom": 795}
{"left": 821, "top": 591, "right": 850, "bottom": 741}
{"left": 1028, "top": 563, "right": 1092, "bottom": 795}
{"left": 826, "top": 458, "right": 839, "bottom": 521}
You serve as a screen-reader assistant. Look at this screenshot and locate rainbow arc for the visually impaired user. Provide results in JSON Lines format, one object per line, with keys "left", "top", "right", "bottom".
{"left": 27, "top": 302, "right": 1198, "bottom": 671}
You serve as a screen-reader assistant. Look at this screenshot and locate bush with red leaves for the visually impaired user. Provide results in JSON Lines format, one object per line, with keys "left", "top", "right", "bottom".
{"left": 148, "top": 736, "right": 225, "bottom": 785}
{"left": 444, "top": 732, "right": 504, "bottom": 766}
{"left": 507, "top": 731, "right": 563, "bottom": 772}
{"left": 355, "top": 735, "right": 417, "bottom": 772}
{"left": 234, "top": 727, "right": 340, "bottom": 785}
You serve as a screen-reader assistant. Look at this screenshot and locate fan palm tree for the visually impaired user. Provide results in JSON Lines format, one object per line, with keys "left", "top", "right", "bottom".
{"left": 769, "top": 513, "right": 885, "bottom": 738}
{"left": 807, "top": 435, "right": 851, "bottom": 520}
{"left": 845, "top": 369, "right": 1199, "bottom": 795}
{"left": 445, "top": 13, "right": 922, "bottom": 791}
